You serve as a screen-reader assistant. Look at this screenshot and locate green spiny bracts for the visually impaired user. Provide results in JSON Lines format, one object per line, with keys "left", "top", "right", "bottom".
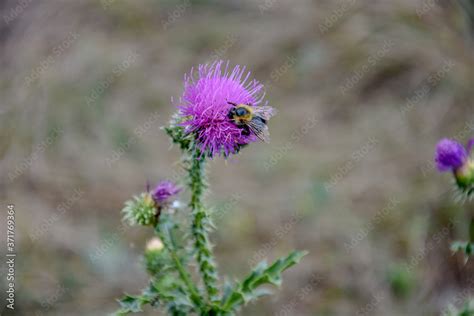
{"left": 122, "top": 193, "right": 157, "bottom": 226}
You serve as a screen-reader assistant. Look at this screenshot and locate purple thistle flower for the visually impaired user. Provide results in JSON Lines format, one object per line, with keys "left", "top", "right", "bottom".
{"left": 467, "top": 138, "right": 474, "bottom": 154}
{"left": 178, "top": 60, "right": 269, "bottom": 157}
{"left": 435, "top": 138, "right": 468, "bottom": 172}
{"left": 152, "top": 180, "right": 181, "bottom": 204}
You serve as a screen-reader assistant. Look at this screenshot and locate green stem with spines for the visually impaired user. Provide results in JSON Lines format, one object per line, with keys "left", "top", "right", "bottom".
{"left": 188, "top": 150, "right": 220, "bottom": 304}
{"left": 155, "top": 222, "right": 203, "bottom": 310}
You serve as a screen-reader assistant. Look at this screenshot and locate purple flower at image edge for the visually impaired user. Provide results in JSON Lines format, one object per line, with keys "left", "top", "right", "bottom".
{"left": 152, "top": 180, "right": 181, "bottom": 203}
{"left": 178, "top": 60, "right": 271, "bottom": 158}
{"left": 435, "top": 138, "right": 468, "bottom": 172}
{"left": 467, "top": 138, "right": 474, "bottom": 154}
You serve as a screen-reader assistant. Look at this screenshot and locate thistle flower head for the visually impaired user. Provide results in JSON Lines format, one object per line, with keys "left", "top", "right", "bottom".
{"left": 177, "top": 60, "right": 270, "bottom": 157}
{"left": 152, "top": 180, "right": 181, "bottom": 204}
{"left": 435, "top": 138, "right": 468, "bottom": 172}
{"left": 435, "top": 137, "right": 474, "bottom": 202}
{"left": 122, "top": 193, "right": 157, "bottom": 226}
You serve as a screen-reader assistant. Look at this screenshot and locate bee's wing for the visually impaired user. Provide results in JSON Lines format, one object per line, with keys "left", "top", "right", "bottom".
{"left": 253, "top": 106, "right": 276, "bottom": 121}
{"left": 248, "top": 117, "right": 270, "bottom": 143}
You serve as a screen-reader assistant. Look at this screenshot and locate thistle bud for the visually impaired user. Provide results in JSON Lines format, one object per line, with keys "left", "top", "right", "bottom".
{"left": 435, "top": 138, "right": 474, "bottom": 200}
{"left": 454, "top": 160, "right": 474, "bottom": 190}
{"left": 144, "top": 237, "right": 168, "bottom": 276}
{"left": 146, "top": 237, "right": 164, "bottom": 253}
{"left": 122, "top": 193, "right": 157, "bottom": 226}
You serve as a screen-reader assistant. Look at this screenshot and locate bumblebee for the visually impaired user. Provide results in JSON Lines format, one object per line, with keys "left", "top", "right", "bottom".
{"left": 227, "top": 102, "right": 276, "bottom": 143}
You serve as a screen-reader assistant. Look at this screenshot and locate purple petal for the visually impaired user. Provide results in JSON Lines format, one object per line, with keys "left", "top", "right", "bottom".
{"left": 152, "top": 180, "right": 181, "bottom": 203}
{"left": 467, "top": 138, "right": 474, "bottom": 154}
{"left": 435, "top": 138, "right": 468, "bottom": 172}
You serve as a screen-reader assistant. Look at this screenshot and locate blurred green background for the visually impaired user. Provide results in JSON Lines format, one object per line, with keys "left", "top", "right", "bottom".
{"left": 0, "top": 0, "right": 473, "bottom": 315}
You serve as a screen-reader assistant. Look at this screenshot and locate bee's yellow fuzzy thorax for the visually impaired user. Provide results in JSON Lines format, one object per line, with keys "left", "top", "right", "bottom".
{"left": 235, "top": 104, "right": 254, "bottom": 121}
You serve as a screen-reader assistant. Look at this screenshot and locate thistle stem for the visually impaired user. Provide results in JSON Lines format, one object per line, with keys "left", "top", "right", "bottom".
{"left": 170, "top": 250, "right": 201, "bottom": 305}
{"left": 157, "top": 226, "right": 202, "bottom": 309}
{"left": 188, "top": 152, "right": 220, "bottom": 303}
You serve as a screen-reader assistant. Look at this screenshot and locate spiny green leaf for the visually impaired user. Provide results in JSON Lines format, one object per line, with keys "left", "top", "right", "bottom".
{"left": 114, "top": 278, "right": 195, "bottom": 316}
{"left": 115, "top": 294, "right": 148, "bottom": 315}
{"left": 221, "top": 250, "right": 308, "bottom": 312}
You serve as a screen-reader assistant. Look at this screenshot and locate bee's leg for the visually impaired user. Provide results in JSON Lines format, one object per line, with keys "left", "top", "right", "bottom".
{"left": 241, "top": 125, "right": 251, "bottom": 136}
